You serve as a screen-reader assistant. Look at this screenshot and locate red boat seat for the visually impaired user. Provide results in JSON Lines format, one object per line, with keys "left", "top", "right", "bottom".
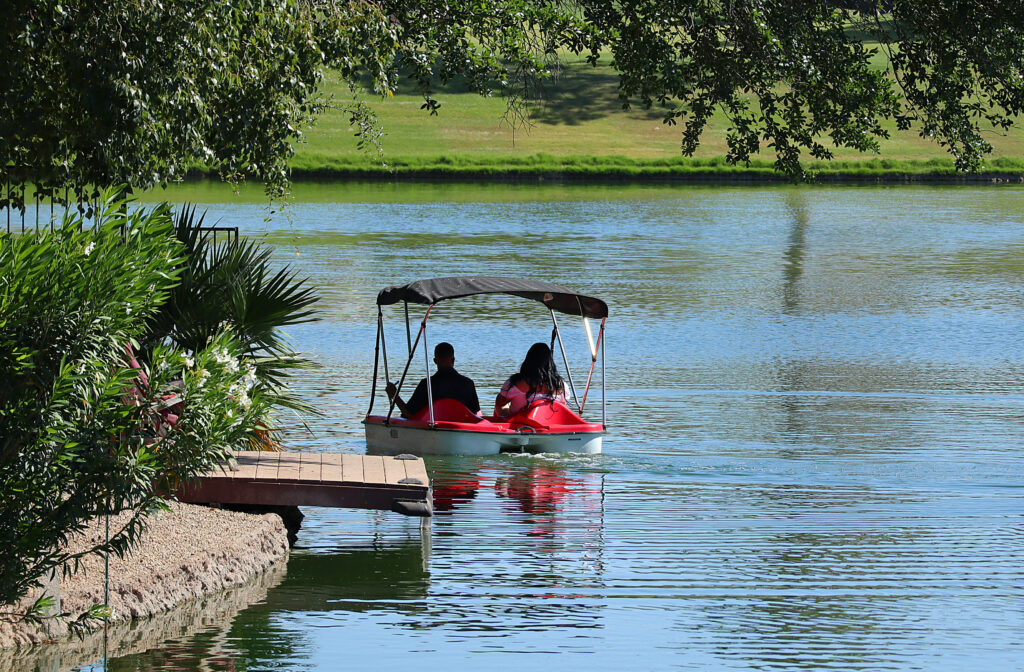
{"left": 522, "top": 400, "right": 586, "bottom": 425}
{"left": 408, "top": 398, "right": 486, "bottom": 424}
{"left": 508, "top": 400, "right": 604, "bottom": 433}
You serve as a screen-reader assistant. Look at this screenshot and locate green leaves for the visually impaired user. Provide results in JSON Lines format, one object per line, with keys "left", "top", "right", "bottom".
{"left": 586, "top": 0, "right": 896, "bottom": 177}
{"left": 0, "top": 193, "right": 274, "bottom": 613}
{"left": 585, "top": 0, "right": 1024, "bottom": 177}
{"left": 0, "top": 0, "right": 325, "bottom": 208}
{"left": 2, "top": 0, "right": 1022, "bottom": 193}
{"left": 885, "top": 1, "right": 1024, "bottom": 171}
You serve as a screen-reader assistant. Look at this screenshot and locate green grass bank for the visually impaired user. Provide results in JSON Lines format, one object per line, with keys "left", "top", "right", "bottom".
{"left": 284, "top": 154, "right": 1024, "bottom": 183}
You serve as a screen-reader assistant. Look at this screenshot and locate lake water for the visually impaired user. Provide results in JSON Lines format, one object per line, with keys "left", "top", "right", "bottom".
{"left": 66, "top": 183, "right": 1024, "bottom": 670}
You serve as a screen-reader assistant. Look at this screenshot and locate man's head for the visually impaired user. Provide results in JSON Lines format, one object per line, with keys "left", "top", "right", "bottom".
{"left": 434, "top": 341, "right": 455, "bottom": 368}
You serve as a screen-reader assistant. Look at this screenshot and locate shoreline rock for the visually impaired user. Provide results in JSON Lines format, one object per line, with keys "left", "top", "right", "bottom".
{"left": 0, "top": 501, "right": 289, "bottom": 650}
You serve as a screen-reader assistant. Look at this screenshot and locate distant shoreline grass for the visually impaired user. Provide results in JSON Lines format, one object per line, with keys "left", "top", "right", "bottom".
{"left": 193, "top": 154, "right": 1024, "bottom": 184}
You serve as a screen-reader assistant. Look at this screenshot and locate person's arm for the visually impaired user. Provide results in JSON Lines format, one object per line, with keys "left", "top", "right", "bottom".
{"left": 493, "top": 378, "right": 512, "bottom": 416}
{"left": 495, "top": 378, "right": 527, "bottom": 416}
{"left": 385, "top": 382, "right": 410, "bottom": 417}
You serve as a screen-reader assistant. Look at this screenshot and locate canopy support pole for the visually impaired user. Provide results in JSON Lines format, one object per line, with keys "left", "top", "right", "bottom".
{"left": 367, "top": 309, "right": 383, "bottom": 417}
{"left": 549, "top": 309, "right": 580, "bottom": 410}
{"left": 381, "top": 309, "right": 391, "bottom": 393}
{"left": 579, "top": 317, "right": 605, "bottom": 414}
{"left": 423, "top": 306, "right": 434, "bottom": 427}
{"left": 601, "top": 327, "right": 606, "bottom": 426}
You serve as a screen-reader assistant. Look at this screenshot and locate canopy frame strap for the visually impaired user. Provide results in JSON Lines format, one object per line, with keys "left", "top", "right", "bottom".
{"left": 601, "top": 326, "right": 606, "bottom": 426}
{"left": 404, "top": 300, "right": 412, "bottom": 356}
{"left": 381, "top": 309, "right": 391, "bottom": 397}
{"left": 367, "top": 307, "right": 384, "bottom": 417}
{"left": 579, "top": 317, "right": 605, "bottom": 414}
{"left": 549, "top": 309, "right": 580, "bottom": 410}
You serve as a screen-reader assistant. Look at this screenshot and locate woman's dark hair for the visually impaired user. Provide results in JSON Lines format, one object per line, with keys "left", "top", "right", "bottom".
{"left": 513, "top": 342, "right": 564, "bottom": 397}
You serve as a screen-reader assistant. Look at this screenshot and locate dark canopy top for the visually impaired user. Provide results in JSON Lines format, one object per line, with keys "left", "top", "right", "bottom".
{"left": 377, "top": 276, "right": 608, "bottom": 319}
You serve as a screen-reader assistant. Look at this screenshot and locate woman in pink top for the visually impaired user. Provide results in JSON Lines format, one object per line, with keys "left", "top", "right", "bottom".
{"left": 494, "top": 342, "right": 567, "bottom": 417}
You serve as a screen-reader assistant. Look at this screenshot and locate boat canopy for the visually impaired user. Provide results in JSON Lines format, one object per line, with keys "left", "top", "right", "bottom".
{"left": 377, "top": 276, "right": 608, "bottom": 319}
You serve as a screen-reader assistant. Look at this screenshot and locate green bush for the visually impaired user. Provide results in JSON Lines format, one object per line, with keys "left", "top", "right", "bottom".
{"left": 0, "top": 191, "right": 270, "bottom": 613}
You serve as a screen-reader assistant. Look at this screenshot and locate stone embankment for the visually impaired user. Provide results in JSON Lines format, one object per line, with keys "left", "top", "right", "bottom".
{"left": 0, "top": 501, "right": 289, "bottom": 650}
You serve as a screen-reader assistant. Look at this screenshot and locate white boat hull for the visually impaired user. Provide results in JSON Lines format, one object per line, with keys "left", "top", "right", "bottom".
{"left": 364, "top": 422, "right": 603, "bottom": 457}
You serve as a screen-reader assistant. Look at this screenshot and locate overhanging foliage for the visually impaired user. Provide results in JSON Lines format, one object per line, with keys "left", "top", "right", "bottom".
{"left": 1, "top": 0, "right": 1021, "bottom": 200}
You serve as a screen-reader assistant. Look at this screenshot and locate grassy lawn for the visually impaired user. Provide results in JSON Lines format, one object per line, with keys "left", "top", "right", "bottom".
{"left": 291, "top": 52, "right": 1024, "bottom": 177}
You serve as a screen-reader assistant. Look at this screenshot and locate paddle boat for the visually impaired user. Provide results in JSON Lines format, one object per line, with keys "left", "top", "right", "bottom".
{"left": 363, "top": 276, "right": 607, "bottom": 456}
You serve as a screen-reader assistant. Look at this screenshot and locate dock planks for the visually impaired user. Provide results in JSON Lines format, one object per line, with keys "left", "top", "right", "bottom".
{"left": 177, "top": 451, "right": 432, "bottom": 517}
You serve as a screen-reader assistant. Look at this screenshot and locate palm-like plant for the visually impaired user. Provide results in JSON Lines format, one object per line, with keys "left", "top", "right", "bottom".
{"left": 144, "top": 205, "right": 319, "bottom": 420}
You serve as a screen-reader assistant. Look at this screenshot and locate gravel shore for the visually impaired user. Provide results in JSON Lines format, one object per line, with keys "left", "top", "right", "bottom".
{"left": 0, "top": 560, "right": 286, "bottom": 672}
{"left": 0, "top": 501, "right": 289, "bottom": 649}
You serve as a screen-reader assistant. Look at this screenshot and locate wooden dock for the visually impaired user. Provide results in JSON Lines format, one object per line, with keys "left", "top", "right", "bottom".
{"left": 177, "top": 451, "right": 432, "bottom": 517}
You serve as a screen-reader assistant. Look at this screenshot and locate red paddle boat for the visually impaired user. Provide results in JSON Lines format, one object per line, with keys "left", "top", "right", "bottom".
{"left": 363, "top": 277, "right": 607, "bottom": 456}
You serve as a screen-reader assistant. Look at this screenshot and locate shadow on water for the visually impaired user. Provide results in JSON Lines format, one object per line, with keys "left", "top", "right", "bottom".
{"left": 222, "top": 543, "right": 430, "bottom": 670}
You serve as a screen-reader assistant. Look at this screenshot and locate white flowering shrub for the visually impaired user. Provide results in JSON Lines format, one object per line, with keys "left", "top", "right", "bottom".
{"left": 142, "top": 333, "right": 271, "bottom": 490}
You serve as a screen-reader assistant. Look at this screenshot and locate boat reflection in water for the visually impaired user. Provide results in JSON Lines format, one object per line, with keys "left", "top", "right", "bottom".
{"left": 431, "top": 471, "right": 481, "bottom": 513}
{"left": 394, "top": 458, "right": 610, "bottom": 639}
{"left": 495, "top": 465, "right": 583, "bottom": 514}
{"left": 434, "top": 461, "right": 605, "bottom": 524}
{"left": 432, "top": 458, "right": 607, "bottom": 562}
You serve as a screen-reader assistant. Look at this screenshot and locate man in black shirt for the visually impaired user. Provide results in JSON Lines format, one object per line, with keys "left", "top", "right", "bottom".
{"left": 385, "top": 342, "right": 480, "bottom": 418}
